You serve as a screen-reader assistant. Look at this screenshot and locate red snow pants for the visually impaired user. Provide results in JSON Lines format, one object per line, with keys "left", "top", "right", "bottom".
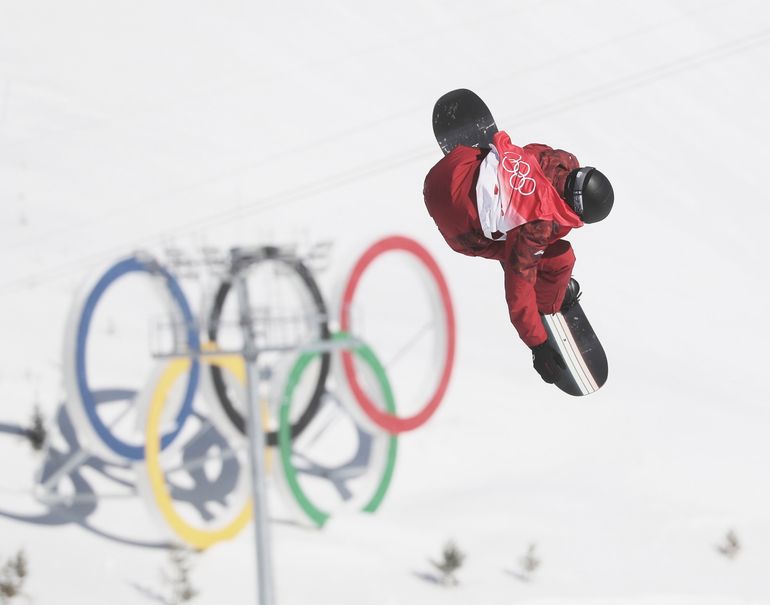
{"left": 534, "top": 239, "right": 575, "bottom": 314}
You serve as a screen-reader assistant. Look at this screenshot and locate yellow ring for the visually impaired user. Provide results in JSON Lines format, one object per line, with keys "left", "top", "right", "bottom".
{"left": 145, "top": 353, "right": 256, "bottom": 549}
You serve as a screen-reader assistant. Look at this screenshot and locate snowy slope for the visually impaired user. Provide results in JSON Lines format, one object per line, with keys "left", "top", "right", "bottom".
{"left": 1, "top": 0, "right": 770, "bottom": 603}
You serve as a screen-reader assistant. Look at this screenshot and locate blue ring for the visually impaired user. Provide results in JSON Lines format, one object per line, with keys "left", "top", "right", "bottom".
{"left": 75, "top": 256, "right": 200, "bottom": 460}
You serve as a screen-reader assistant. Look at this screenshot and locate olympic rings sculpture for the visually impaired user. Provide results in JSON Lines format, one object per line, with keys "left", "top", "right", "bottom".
{"left": 40, "top": 235, "right": 455, "bottom": 546}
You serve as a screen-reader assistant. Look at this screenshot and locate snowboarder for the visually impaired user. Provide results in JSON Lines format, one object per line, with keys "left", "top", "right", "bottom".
{"left": 423, "top": 130, "right": 614, "bottom": 384}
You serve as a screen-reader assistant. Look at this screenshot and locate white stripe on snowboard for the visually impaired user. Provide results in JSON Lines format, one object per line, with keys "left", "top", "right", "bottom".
{"left": 543, "top": 314, "right": 594, "bottom": 395}
{"left": 553, "top": 312, "right": 600, "bottom": 393}
{"left": 543, "top": 314, "right": 588, "bottom": 395}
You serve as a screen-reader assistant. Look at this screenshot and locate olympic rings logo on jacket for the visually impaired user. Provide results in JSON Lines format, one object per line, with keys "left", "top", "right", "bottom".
{"left": 501, "top": 152, "right": 537, "bottom": 196}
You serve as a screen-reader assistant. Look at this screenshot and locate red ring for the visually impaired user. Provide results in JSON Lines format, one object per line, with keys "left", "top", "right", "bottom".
{"left": 340, "top": 236, "right": 456, "bottom": 433}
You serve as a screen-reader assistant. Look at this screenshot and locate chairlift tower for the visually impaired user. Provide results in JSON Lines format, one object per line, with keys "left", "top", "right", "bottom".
{"left": 157, "top": 242, "right": 338, "bottom": 605}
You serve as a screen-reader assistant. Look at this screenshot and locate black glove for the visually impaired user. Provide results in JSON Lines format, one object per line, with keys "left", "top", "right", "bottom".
{"left": 531, "top": 341, "right": 567, "bottom": 384}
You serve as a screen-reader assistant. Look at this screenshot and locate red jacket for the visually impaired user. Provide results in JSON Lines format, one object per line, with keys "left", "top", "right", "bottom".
{"left": 423, "top": 133, "right": 581, "bottom": 347}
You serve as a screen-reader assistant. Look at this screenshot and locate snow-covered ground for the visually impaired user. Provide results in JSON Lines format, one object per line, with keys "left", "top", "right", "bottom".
{"left": 1, "top": 0, "right": 770, "bottom": 603}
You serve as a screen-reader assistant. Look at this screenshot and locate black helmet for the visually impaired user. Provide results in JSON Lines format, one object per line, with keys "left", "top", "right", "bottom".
{"left": 564, "top": 167, "right": 614, "bottom": 223}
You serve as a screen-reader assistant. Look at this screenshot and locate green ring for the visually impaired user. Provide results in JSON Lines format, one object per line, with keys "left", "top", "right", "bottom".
{"left": 278, "top": 332, "right": 398, "bottom": 527}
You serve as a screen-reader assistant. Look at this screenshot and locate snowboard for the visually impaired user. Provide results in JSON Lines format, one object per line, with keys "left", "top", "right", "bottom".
{"left": 432, "top": 88, "right": 498, "bottom": 156}
{"left": 431, "top": 88, "right": 609, "bottom": 396}
{"left": 540, "top": 302, "right": 608, "bottom": 396}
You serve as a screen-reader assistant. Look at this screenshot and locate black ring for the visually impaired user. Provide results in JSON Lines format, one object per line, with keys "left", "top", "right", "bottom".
{"left": 207, "top": 247, "right": 330, "bottom": 446}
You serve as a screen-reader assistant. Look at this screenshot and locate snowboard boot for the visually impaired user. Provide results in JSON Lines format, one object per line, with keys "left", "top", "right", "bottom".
{"left": 560, "top": 278, "right": 581, "bottom": 312}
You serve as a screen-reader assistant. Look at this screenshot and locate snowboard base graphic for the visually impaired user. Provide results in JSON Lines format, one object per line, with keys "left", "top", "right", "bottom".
{"left": 432, "top": 88, "right": 498, "bottom": 156}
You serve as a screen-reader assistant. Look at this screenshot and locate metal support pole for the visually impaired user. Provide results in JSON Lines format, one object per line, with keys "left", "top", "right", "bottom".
{"left": 232, "top": 250, "right": 276, "bottom": 605}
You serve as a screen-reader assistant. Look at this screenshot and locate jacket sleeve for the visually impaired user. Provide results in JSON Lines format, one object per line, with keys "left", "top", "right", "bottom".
{"left": 523, "top": 143, "right": 579, "bottom": 199}
{"left": 502, "top": 220, "right": 558, "bottom": 348}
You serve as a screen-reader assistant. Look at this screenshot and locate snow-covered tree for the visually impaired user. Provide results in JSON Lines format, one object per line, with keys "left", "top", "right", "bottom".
{"left": 716, "top": 529, "right": 741, "bottom": 560}
{"left": 162, "top": 546, "right": 198, "bottom": 604}
{"left": 25, "top": 406, "right": 46, "bottom": 451}
{"left": 518, "top": 543, "right": 541, "bottom": 579}
{"left": 430, "top": 540, "right": 465, "bottom": 586}
{"left": 0, "top": 550, "right": 28, "bottom": 603}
